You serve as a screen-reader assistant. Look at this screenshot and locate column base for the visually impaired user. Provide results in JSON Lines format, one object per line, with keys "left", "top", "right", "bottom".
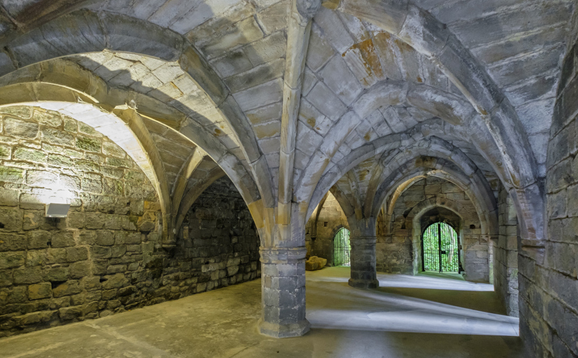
{"left": 258, "top": 318, "right": 311, "bottom": 338}
{"left": 348, "top": 278, "right": 379, "bottom": 289}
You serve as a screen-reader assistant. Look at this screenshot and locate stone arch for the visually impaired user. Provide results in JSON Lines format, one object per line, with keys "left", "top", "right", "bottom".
{"left": 338, "top": 0, "right": 539, "bottom": 192}
{"left": 300, "top": 80, "right": 506, "bottom": 222}
{"left": 366, "top": 136, "right": 496, "bottom": 220}
{"left": 297, "top": 81, "right": 478, "bottom": 213}
{"left": 0, "top": 9, "right": 275, "bottom": 209}
{"left": 305, "top": 121, "right": 499, "bottom": 232}
{"left": 301, "top": 3, "right": 545, "bottom": 248}
{"left": 374, "top": 157, "right": 497, "bottom": 240}
{"left": 0, "top": 81, "right": 264, "bottom": 242}
{"left": 411, "top": 202, "right": 465, "bottom": 275}
{"left": 410, "top": 197, "right": 490, "bottom": 283}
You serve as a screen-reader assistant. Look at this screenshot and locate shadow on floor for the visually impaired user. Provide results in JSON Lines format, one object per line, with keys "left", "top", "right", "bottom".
{"left": 0, "top": 267, "right": 523, "bottom": 358}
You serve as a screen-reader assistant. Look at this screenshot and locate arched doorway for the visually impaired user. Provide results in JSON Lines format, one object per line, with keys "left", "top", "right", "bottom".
{"left": 333, "top": 228, "right": 351, "bottom": 267}
{"left": 422, "top": 222, "right": 460, "bottom": 273}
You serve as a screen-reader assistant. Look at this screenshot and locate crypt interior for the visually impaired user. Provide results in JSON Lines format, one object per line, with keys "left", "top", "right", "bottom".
{"left": 0, "top": 0, "right": 576, "bottom": 357}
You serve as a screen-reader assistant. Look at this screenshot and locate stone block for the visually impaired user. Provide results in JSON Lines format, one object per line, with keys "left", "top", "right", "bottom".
{"left": 51, "top": 232, "right": 75, "bottom": 248}
{"left": 0, "top": 166, "right": 24, "bottom": 184}
{"left": 125, "top": 233, "right": 142, "bottom": 245}
{"left": 66, "top": 247, "right": 88, "bottom": 262}
{"left": 111, "top": 245, "right": 127, "bottom": 258}
{"left": 53, "top": 281, "right": 82, "bottom": 298}
{"left": 28, "top": 283, "right": 52, "bottom": 300}
{"left": 45, "top": 266, "right": 69, "bottom": 282}
{"left": 26, "top": 231, "right": 50, "bottom": 250}
{"left": 4, "top": 118, "right": 38, "bottom": 139}
{"left": 14, "top": 267, "right": 42, "bottom": 284}
{"left": 0, "top": 187, "right": 18, "bottom": 206}
{"left": 71, "top": 293, "right": 86, "bottom": 306}
{"left": 81, "top": 175, "right": 103, "bottom": 194}
{"left": 59, "top": 306, "right": 83, "bottom": 321}
{"left": 107, "top": 264, "right": 126, "bottom": 274}
{"left": 307, "top": 25, "right": 335, "bottom": 72}
{"left": 319, "top": 55, "right": 363, "bottom": 106}
{"left": 0, "top": 207, "right": 23, "bottom": 231}
{"left": 0, "top": 270, "right": 13, "bottom": 287}
{"left": 95, "top": 230, "right": 115, "bottom": 246}
{"left": 227, "top": 266, "right": 240, "bottom": 276}
{"left": 0, "top": 251, "right": 25, "bottom": 269}
{"left": 307, "top": 81, "right": 347, "bottom": 121}
{"left": 82, "top": 276, "right": 100, "bottom": 291}
{"left": 232, "top": 78, "right": 283, "bottom": 112}
{"left": 46, "top": 248, "right": 67, "bottom": 265}
{"left": 91, "top": 246, "right": 111, "bottom": 259}
{"left": 42, "top": 127, "right": 75, "bottom": 146}
{"left": 7, "top": 286, "right": 27, "bottom": 303}
{"left": 102, "top": 273, "right": 128, "bottom": 290}
{"left": 118, "top": 286, "right": 136, "bottom": 297}
{"left": 26, "top": 250, "right": 46, "bottom": 267}
{"left": 70, "top": 261, "right": 91, "bottom": 279}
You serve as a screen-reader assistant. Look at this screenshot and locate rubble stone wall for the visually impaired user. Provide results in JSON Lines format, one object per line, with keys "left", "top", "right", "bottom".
{"left": 0, "top": 107, "right": 259, "bottom": 337}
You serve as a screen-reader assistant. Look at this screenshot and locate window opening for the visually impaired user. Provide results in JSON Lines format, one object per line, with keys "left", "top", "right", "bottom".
{"left": 422, "top": 222, "right": 460, "bottom": 273}
{"left": 333, "top": 228, "right": 351, "bottom": 267}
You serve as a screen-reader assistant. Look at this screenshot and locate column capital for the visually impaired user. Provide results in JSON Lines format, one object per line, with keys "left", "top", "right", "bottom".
{"left": 260, "top": 246, "right": 307, "bottom": 263}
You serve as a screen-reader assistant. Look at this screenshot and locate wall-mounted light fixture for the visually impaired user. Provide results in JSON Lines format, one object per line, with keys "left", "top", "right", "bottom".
{"left": 45, "top": 203, "right": 70, "bottom": 218}
{"left": 39, "top": 177, "right": 74, "bottom": 218}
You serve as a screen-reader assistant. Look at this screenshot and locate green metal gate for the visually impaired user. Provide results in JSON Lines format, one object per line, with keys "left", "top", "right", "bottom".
{"left": 333, "top": 228, "right": 351, "bottom": 267}
{"left": 422, "top": 222, "right": 460, "bottom": 273}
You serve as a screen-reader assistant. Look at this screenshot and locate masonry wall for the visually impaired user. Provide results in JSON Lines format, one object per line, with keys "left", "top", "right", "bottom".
{"left": 0, "top": 107, "right": 259, "bottom": 337}
{"left": 521, "top": 37, "right": 578, "bottom": 357}
{"left": 305, "top": 192, "right": 349, "bottom": 266}
{"left": 174, "top": 176, "right": 260, "bottom": 293}
{"left": 493, "top": 185, "right": 519, "bottom": 317}
{"left": 383, "top": 177, "right": 489, "bottom": 281}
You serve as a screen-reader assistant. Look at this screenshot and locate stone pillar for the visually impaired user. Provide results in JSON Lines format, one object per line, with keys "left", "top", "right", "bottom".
{"left": 348, "top": 218, "right": 379, "bottom": 289}
{"left": 349, "top": 237, "right": 379, "bottom": 288}
{"left": 258, "top": 246, "right": 310, "bottom": 338}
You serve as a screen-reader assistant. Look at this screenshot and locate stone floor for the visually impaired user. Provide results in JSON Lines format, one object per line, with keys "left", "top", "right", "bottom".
{"left": 0, "top": 268, "right": 523, "bottom": 358}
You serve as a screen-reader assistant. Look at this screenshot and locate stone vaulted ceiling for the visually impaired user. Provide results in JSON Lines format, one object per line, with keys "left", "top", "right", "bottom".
{"left": 0, "top": 0, "right": 574, "bottom": 249}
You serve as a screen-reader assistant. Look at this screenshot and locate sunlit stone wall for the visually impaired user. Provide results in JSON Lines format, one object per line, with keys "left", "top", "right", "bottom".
{"left": 0, "top": 106, "right": 259, "bottom": 337}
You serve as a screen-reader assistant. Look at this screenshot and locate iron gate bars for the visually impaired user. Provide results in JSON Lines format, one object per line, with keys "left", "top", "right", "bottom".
{"left": 422, "top": 222, "right": 460, "bottom": 273}
{"left": 333, "top": 228, "right": 351, "bottom": 267}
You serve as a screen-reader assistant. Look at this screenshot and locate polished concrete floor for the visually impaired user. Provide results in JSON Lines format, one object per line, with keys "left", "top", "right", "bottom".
{"left": 0, "top": 268, "right": 523, "bottom": 358}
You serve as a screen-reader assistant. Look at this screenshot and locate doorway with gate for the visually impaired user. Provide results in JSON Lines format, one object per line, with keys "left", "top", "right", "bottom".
{"left": 333, "top": 227, "right": 351, "bottom": 267}
{"left": 422, "top": 222, "right": 460, "bottom": 273}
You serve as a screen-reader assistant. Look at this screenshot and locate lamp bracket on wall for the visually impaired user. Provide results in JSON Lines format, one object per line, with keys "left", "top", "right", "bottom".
{"left": 45, "top": 203, "right": 70, "bottom": 218}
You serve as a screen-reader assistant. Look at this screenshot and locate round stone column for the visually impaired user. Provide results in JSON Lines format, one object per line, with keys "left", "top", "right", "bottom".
{"left": 258, "top": 246, "right": 310, "bottom": 338}
{"left": 348, "top": 236, "right": 379, "bottom": 289}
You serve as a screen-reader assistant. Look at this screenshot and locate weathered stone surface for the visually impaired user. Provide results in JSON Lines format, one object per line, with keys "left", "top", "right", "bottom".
{"left": 28, "top": 282, "right": 52, "bottom": 300}
{"left": 14, "top": 267, "right": 42, "bottom": 284}
{"left": 0, "top": 252, "right": 25, "bottom": 269}
{"left": 4, "top": 118, "right": 38, "bottom": 138}
{"left": 0, "top": 0, "right": 572, "bottom": 348}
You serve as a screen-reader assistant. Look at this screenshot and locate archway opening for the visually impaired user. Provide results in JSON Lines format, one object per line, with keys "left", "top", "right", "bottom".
{"left": 333, "top": 228, "right": 351, "bottom": 267}
{"left": 422, "top": 222, "right": 460, "bottom": 273}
